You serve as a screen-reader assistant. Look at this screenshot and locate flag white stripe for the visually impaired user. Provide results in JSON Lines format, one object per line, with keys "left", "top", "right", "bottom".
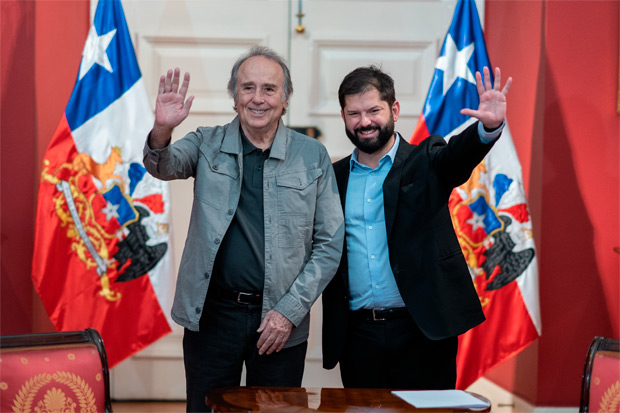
{"left": 72, "top": 78, "right": 153, "bottom": 164}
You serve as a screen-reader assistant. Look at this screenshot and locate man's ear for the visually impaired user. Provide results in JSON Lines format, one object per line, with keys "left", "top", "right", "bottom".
{"left": 392, "top": 100, "right": 401, "bottom": 122}
{"left": 341, "top": 109, "right": 345, "bottom": 121}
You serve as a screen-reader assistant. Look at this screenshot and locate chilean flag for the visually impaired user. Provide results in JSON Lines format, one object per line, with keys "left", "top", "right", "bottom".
{"left": 32, "top": 0, "right": 174, "bottom": 368}
{"left": 411, "top": 0, "right": 541, "bottom": 389}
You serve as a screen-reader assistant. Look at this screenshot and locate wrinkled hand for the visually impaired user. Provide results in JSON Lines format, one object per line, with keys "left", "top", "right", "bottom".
{"left": 257, "top": 310, "right": 293, "bottom": 355}
{"left": 152, "top": 68, "right": 194, "bottom": 141}
{"left": 460, "top": 66, "right": 512, "bottom": 130}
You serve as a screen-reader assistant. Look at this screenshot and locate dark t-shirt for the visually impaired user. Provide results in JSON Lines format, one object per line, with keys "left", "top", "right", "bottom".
{"left": 210, "top": 129, "right": 269, "bottom": 293}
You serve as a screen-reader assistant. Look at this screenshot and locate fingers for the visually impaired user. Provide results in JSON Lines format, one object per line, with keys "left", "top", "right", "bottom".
{"left": 163, "top": 68, "right": 173, "bottom": 93}
{"left": 502, "top": 76, "right": 513, "bottom": 96}
{"left": 256, "top": 310, "right": 292, "bottom": 355}
{"left": 158, "top": 74, "right": 165, "bottom": 95}
{"left": 483, "top": 66, "right": 492, "bottom": 91}
{"left": 160, "top": 68, "right": 187, "bottom": 94}
{"left": 257, "top": 330, "right": 286, "bottom": 355}
{"left": 178, "top": 72, "right": 191, "bottom": 98}
{"left": 460, "top": 108, "right": 477, "bottom": 118}
{"left": 184, "top": 95, "right": 195, "bottom": 114}
{"left": 493, "top": 67, "right": 501, "bottom": 91}
{"left": 257, "top": 322, "right": 288, "bottom": 355}
{"left": 474, "top": 71, "right": 485, "bottom": 96}
{"left": 170, "top": 67, "right": 181, "bottom": 93}
{"left": 476, "top": 66, "right": 512, "bottom": 96}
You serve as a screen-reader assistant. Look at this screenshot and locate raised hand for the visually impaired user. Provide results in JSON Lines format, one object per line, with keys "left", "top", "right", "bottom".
{"left": 150, "top": 68, "right": 194, "bottom": 148}
{"left": 460, "top": 66, "right": 512, "bottom": 130}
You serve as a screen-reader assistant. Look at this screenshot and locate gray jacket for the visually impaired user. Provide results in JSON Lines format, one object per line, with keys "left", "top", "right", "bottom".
{"left": 143, "top": 117, "right": 344, "bottom": 347}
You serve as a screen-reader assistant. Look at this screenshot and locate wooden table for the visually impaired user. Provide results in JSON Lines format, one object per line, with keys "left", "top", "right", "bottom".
{"left": 206, "top": 386, "right": 492, "bottom": 412}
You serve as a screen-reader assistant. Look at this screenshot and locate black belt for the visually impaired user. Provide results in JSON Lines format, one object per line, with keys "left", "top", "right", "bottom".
{"left": 210, "top": 284, "right": 262, "bottom": 305}
{"left": 352, "top": 307, "right": 409, "bottom": 321}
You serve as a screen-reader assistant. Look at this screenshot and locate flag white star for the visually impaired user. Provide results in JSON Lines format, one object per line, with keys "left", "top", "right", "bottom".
{"left": 78, "top": 25, "right": 117, "bottom": 81}
{"left": 467, "top": 212, "right": 486, "bottom": 232}
{"left": 435, "top": 34, "right": 476, "bottom": 95}
{"left": 101, "top": 201, "right": 120, "bottom": 222}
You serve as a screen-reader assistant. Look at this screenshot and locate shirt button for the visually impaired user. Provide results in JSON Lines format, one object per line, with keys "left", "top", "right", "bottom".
{"left": 227, "top": 209, "right": 234, "bottom": 215}
{"left": 370, "top": 255, "right": 375, "bottom": 259}
{"left": 195, "top": 307, "right": 201, "bottom": 313}
{"left": 368, "top": 225, "right": 373, "bottom": 230}
{"left": 375, "top": 285, "right": 379, "bottom": 289}
{"left": 367, "top": 199, "right": 371, "bottom": 203}
{"left": 214, "top": 238, "right": 221, "bottom": 245}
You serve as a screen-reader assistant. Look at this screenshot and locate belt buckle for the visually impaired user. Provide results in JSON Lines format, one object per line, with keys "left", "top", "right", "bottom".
{"left": 237, "top": 292, "right": 254, "bottom": 305}
{"left": 372, "top": 308, "right": 386, "bottom": 321}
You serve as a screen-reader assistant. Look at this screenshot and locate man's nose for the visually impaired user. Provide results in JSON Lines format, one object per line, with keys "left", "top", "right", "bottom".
{"left": 252, "top": 89, "right": 265, "bottom": 103}
{"left": 360, "top": 113, "right": 373, "bottom": 127}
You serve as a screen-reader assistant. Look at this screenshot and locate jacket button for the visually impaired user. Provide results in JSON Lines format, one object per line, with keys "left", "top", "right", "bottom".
{"left": 227, "top": 209, "right": 234, "bottom": 215}
{"left": 214, "top": 238, "right": 221, "bottom": 244}
{"left": 195, "top": 307, "right": 201, "bottom": 313}
{"left": 213, "top": 165, "right": 219, "bottom": 170}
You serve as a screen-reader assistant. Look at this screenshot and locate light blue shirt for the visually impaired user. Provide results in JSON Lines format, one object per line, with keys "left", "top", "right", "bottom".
{"left": 346, "top": 135, "right": 405, "bottom": 310}
{"left": 344, "top": 122, "right": 503, "bottom": 311}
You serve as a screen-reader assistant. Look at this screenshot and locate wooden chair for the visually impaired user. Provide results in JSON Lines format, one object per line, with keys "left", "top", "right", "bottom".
{"left": 580, "top": 336, "right": 620, "bottom": 412}
{"left": 0, "top": 328, "right": 112, "bottom": 412}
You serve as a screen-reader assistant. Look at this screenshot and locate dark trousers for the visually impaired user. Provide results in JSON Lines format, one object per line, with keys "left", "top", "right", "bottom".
{"left": 339, "top": 311, "right": 458, "bottom": 390}
{"left": 183, "top": 291, "right": 307, "bottom": 412}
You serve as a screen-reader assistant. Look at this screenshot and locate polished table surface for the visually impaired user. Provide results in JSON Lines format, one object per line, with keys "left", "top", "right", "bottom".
{"left": 206, "top": 386, "right": 492, "bottom": 412}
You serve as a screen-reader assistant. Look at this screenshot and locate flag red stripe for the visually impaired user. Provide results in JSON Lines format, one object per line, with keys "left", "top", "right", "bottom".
{"left": 500, "top": 203, "right": 530, "bottom": 224}
{"left": 134, "top": 193, "right": 165, "bottom": 214}
{"left": 410, "top": 115, "right": 431, "bottom": 145}
{"left": 456, "top": 281, "right": 539, "bottom": 389}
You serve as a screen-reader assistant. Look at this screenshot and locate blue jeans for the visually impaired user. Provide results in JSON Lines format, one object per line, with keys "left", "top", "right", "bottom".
{"left": 183, "top": 290, "right": 307, "bottom": 412}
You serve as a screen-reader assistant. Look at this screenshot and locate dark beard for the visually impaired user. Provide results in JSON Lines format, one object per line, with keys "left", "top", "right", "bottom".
{"left": 345, "top": 119, "right": 394, "bottom": 155}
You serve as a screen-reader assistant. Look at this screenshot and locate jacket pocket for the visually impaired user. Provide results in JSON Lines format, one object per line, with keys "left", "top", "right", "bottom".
{"left": 194, "top": 150, "right": 238, "bottom": 210}
{"left": 275, "top": 168, "right": 322, "bottom": 247}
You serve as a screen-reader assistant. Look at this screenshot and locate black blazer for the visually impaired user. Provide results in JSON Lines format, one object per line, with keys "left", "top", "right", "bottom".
{"left": 322, "top": 122, "right": 492, "bottom": 370}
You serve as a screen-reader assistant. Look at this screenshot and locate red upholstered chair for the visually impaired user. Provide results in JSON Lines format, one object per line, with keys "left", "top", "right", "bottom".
{"left": 580, "top": 336, "right": 620, "bottom": 412}
{"left": 0, "top": 328, "right": 111, "bottom": 412}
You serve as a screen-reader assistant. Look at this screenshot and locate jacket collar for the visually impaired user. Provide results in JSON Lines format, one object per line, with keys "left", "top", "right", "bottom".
{"left": 220, "top": 116, "right": 288, "bottom": 159}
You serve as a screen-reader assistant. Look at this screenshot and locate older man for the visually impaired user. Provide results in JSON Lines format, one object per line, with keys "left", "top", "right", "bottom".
{"left": 144, "top": 46, "right": 344, "bottom": 412}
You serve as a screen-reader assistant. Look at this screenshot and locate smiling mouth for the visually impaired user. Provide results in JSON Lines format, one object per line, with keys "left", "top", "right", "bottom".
{"left": 250, "top": 109, "right": 267, "bottom": 114}
{"left": 357, "top": 126, "right": 379, "bottom": 137}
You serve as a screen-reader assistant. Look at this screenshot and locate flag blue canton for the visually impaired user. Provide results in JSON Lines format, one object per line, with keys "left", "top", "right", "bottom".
{"left": 469, "top": 197, "right": 502, "bottom": 235}
{"left": 424, "top": 0, "right": 493, "bottom": 138}
{"left": 102, "top": 185, "right": 137, "bottom": 227}
{"left": 65, "top": 0, "right": 141, "bottom": 130}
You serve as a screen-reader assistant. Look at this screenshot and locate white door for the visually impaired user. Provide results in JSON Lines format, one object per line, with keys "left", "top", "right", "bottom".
{"left": 112, "top": 0, "right": 482, "bottom": 399}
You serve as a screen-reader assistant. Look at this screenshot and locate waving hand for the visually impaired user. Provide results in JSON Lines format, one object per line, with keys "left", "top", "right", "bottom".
{"left": 150, "top": 68, "right": 194, "bottom": 148}
{"left": 460, "top": 66, "right": 512, "bottom": 130}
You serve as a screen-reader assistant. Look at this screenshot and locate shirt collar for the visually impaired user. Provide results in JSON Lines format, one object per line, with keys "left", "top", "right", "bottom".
{"left": 350, "top": 132, "right": 401, "bottom": 171}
